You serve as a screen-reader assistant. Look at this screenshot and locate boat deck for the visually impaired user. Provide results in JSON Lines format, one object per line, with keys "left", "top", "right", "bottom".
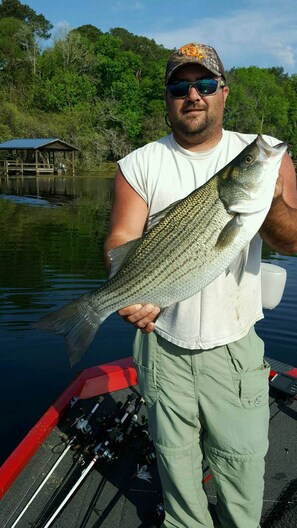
{"left": 0, "top": 358, "right": 296, "bottom": 528}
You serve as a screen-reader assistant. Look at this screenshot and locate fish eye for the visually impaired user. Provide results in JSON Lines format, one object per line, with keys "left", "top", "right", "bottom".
{"left": 244, "top": 154, "right": 254, "bottom": 164}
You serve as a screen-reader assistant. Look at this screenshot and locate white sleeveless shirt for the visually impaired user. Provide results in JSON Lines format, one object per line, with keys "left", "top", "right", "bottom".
{"left": 118, "top": 129, "right": 279, "bottom": 350}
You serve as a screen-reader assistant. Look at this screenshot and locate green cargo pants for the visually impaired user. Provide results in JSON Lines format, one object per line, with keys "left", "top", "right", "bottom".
{"left": 133, "top": 327, "right": 270, "bottom": 528}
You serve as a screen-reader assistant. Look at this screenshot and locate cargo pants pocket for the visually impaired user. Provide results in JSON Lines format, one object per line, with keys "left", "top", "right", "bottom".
{"left": 225, "top": 328, "right": 270, "bottom": 410}
{"left": 238, "top": 361, "right": 270, "bottom": 409}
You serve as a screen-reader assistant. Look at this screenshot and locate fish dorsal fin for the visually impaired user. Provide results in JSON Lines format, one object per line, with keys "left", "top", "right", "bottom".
{"left": 146, "top": 199, "right": 183, "bottom": 232}
{"left": 108, "top": 238, "right": 142, "bottom": 278}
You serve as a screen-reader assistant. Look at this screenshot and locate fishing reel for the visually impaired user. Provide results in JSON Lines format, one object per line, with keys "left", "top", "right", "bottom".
{"left": 73, "top": 414, "right": 93, "bottom": 435}
{"left": 74, "top": 395, "right": 105, "bottom": 435}
{"left": 78, "top": 393, "right": 145, "bottom": 464}
{"left": 144, "top": 441, "right": 157, "bottom": 465}
{"left": 135, "top": 417, "right": 157, "bottom": 465}
{"left": 94, "top": 439, "right": 117, "bottom": 462}
{"left": 154, "top": 502, "right": 165, "bottom": 526}
{"left": 60, "top": 396, "right": 105, "bottom": 452}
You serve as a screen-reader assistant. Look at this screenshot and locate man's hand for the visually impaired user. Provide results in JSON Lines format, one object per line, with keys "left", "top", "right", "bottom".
{"left": 118, "top": 304, "right": 161, "bottom": 333}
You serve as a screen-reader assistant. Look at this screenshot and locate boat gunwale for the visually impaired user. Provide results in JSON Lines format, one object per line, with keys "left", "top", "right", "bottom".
{"left": 0, "top": 356, "right": 137, "bottom": 499}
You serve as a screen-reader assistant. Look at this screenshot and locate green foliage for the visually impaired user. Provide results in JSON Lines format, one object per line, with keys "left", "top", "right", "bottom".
{"left": 0, "top": 0, "right": 53, "bottom": 38}
{"left": 227, "top": 67, "right": 287, "bottom": 134}
{"left": 31, "top": 69, "right": 96, "bottom": 112}
{"left": 0, "top": 101, "right": 40, "bottom": 137}
{"left": 226, "top": 66, "right": 297, "bottom": 156}
{"left": 0, "top": 2, "right": 296, "bottom": 163}
{"left": 0, "top": 18, "right": 29, "bottom": 82}
{"left": 74, "top": 24, "right": 103, "bottom": 44}
{"left": 110, "top": 27, "right": 171, "bottom": 69}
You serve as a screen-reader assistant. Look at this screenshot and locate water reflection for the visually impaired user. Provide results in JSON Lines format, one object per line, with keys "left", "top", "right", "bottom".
{"left": 0, "top": 174, "right": 135, "bottom": 464}
{"left": 0, "top": 172, "right": 114, "bottom": 204}
{"left": 0, "top": 173, "right": 296, "bottom": 466}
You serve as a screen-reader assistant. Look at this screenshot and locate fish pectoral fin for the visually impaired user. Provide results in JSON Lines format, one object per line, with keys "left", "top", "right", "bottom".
{"left": 215, "top": 214, "right": 242, "bottom": 249}
{"left": 108, "top": 238, "right": 143, "bottom": 278}
{"left": 227, "top": 246, "right": 249, "bottom": 285}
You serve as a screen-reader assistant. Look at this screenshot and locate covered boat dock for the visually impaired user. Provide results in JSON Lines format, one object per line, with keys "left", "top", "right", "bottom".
{"left": 0, "top": 138, "right": 78, "bottom": 176}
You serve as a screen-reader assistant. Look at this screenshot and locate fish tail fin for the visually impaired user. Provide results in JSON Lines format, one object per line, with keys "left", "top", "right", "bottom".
{"left": 33, "top": 294, "right": 106, "bottom": 366}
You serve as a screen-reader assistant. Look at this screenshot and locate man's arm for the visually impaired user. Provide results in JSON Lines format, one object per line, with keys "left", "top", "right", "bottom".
{"left": 104, "top": 168, "right": 160, "bottom": 332}
{"left": 260, "top": 152, "right": 297, "bottom": 254}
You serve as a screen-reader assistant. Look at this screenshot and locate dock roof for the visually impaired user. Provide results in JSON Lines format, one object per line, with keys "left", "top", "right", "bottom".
{"left": 0, "top": 138, "right": 78, "bottom": 151}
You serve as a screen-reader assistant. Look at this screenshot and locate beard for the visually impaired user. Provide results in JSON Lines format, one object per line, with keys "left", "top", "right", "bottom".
{"left": 176, "top": 113, "right": 211, "bottom": 136}
{"left": 167, "top": 97, "right": 225, "bottom": 145}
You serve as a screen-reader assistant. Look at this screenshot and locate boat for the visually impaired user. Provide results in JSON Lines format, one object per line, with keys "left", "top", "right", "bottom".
{"left": 0, "top": 354, "right": 296, "bottom": 528}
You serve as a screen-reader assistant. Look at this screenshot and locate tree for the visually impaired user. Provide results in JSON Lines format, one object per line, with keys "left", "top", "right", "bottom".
{"left": 0, "top": 14, "right": 296, "bottom": 166}
{"left": 0, "top": 0, "right": 52, "bottom": 39}
{"left": 74, "top": 24, "right": 103, "bottom": 44}
{"left": 32, "top": 69, "right": 96, "bottom": 112}
{"left": 0, "top": 17, "right": 31, "bottom": 97}
{"left": 94, "top": 34, "right": 144, "bottom": 141}
{"left": 226, "top": 67, "right": 291, "bottom": 140}
{"left": 52, "top": 31, "right": 97, "bottom": 74}
{"left": 110, "top": 27, "right": 171, "bottom": 68}
{"left": 0, "top": 1, "right": 53, "bottom": 96}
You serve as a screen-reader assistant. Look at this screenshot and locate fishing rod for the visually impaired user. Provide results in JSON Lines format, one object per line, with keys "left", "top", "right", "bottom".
{"left": 94, "top": 395, "right": 144, "bottom": 461}
{"left": 9, "top": 395, "right": 104, "bottom": 528}
{"left": 42, "top": 395, "right": 145, "bottom": 528}
{"left": 71, "top": 395, "right": 105, "bottom": 438}
{"left": 10, "top": 437, "right": 76, "bottom": 528}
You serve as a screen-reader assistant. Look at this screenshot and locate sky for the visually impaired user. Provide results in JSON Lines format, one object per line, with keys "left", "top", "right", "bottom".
{"left": 24, "top": 0, "right": 297, "bottom": 75}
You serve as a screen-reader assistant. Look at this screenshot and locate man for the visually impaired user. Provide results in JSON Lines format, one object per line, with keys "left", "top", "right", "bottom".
{"left": 104, "top": 43, "right": 297, "bottom": 528}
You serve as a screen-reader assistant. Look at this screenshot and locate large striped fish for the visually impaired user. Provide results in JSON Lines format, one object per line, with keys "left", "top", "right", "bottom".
{"left": 35, "top": 135, "right": 286, "bottom": 365}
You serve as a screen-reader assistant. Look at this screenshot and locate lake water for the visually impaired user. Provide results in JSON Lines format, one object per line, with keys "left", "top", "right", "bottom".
{"left": 0, "top": 174, "right": 296, "bottom": 465}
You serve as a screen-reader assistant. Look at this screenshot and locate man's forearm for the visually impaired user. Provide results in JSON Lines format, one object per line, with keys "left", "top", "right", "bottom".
{"left": 260, "top": 196, "right": 297, "bottom": 254}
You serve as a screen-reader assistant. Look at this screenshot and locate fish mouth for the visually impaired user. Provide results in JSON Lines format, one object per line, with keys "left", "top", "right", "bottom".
{"left": 257, "top": 135, "right": 287, "bottom": 160}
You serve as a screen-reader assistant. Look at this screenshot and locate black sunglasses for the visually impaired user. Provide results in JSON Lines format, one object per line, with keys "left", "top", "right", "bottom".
{"left": 167, "top": 78, "right": 225, "bottom": 98}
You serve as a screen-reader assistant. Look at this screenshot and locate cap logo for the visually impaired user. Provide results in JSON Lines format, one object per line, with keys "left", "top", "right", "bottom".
{"left": 179, "top": 44, "right": 205, "bottom": 61}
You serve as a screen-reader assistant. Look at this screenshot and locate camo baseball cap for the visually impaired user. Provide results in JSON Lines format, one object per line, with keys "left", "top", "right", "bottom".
{"left": 165, "top": 43, "right": 226, "bottom": 84}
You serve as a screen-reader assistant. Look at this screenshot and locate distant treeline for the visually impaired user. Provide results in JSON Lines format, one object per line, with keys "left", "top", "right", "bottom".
{"left": 0, "top": 0, "right": 296, "bottom": 168}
